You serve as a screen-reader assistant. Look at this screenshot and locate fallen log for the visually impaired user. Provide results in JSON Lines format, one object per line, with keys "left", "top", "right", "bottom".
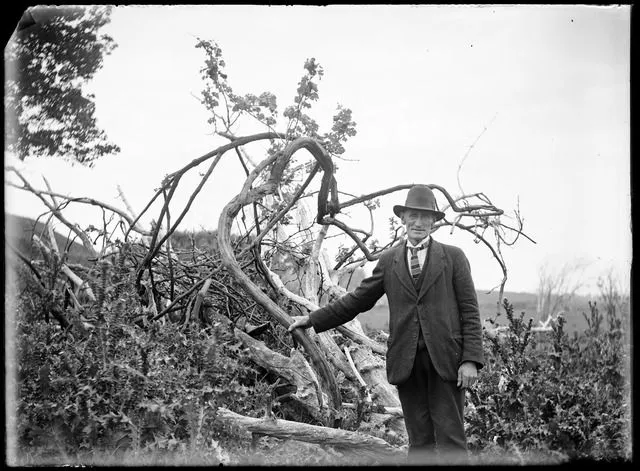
{"left": 233, "top": 327, "right": 330, "bottom": 424}
{"left": 264, "top": 265, "right": 355, "bottom": 381}
{"left": 215, "top": 407, "right": 405, "bottom": 462}
{"left": 267, "top": 226, "right": 401, "bottom": 427}
{"left": 342, "top": 403, "right": 403, "bottom": 417}
{"left": 209, "top": 312, "right": 332, "bottom": 424}
{"left": 348, "top": 344, "right": 399, "bottom": 407}
{"left": 340, "top": 344, "right": 407, "bottom": 444}
{"left": 336, "top": 324, "right": 386, "bottom": 355}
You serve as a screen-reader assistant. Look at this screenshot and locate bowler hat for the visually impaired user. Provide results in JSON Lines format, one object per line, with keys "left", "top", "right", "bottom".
{"left": 393, "top": 185, "right": 445, "bottom": 221}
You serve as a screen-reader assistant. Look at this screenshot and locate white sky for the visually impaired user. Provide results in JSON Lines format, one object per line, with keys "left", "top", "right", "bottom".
{"left": 4, "top": 4, "right": 631, "bottom": 296}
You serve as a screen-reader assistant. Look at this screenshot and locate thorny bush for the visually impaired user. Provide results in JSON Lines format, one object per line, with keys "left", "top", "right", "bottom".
{"left": 14, "top": 263, "right": 631, "bottom": 465}
{"left": 14, "top": 257, "right": 273, "bottom": 463}
{"left": 466, "top": 297, "right": 631, "bottom": 462}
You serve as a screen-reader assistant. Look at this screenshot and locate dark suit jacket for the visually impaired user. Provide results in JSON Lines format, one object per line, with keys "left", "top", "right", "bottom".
{"left": 310, "top": 238, "right": 484, "bottom": 385}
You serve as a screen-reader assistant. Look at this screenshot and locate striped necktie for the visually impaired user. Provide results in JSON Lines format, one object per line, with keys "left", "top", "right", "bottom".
{"left": 409, "top": 244, "right": 425, "bottom": 281}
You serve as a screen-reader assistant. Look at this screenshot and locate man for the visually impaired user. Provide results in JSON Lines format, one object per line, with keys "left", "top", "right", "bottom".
{"left": 288, "top": 184, "right": 484, "bottom": 463}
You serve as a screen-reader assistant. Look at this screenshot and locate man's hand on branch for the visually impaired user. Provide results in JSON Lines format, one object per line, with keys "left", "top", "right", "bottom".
{"left": 288, "top": 315, "right": 312, "bottom": 332}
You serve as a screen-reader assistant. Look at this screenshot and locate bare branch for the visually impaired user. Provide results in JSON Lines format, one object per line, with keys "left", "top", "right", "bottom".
{"left": 32, "top": 234, "right": 97, "bottom": 302}
{"left": 165, "top": 132, "right": 286, "bottom": 182}
{"left": 7, "top": 167, "right": 99, "bottom": 259}
{"left": 247, "top": 162, "right": 321, "bottom": 253}
{"left": 117, "top": 184, "right": 139, "bottom": 221}
{"left": 456, "top": 113, "right": 498, "bottom": 195}
{"left": 5, "top": 240, "right": 46, "bottom": 287}
{"left": 190, "top": 278, "right": 212, "bottom": 323}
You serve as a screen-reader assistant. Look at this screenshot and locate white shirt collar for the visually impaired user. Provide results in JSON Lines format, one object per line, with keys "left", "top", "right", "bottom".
{"left": 406, "top": 235, "right": 431, "bottom": 250}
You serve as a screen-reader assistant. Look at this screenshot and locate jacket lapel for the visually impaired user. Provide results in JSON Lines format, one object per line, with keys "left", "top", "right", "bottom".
{"left": 417, "top": 239, "right": 445, "bottom": 302}
{"left": 392, "top": 241, "right": 418, "bottom": 296}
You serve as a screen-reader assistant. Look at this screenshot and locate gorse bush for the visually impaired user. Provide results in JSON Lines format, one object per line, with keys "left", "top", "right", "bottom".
{"left": 466, "top": 298, "right": 631, "bottom": 462}
{"left": 11, "top": 239, "right": 631, "bottom": 465}
{"left": 15, "top": 263, "right": 271, "bottom": 464}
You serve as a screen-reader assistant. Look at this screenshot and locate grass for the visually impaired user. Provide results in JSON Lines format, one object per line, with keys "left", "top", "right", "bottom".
{"left": 12, "top": 436, "right": 395, "bottom": 467}
{"left": 12, "top": 438, "right": 570, "bottom": 467}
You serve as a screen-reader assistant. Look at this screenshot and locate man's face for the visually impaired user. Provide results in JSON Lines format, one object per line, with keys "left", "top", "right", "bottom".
{"left": 401, "top": 209, "right": 435, "bottom": 245}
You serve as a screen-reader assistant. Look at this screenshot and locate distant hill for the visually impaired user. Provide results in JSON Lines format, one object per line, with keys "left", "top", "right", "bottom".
{"left": 4, "top": 213, "right": 95, "bottom": 265}
{"left": 338, "top": 266, "right": 597, "bottom": 335}
{"left": 355, "top": 289, "right": 595, "bottom": 336}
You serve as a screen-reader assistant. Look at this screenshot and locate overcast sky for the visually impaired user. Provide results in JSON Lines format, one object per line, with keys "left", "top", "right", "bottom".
{"left": 5, "top": 4, "right": 631, "bottom": 296}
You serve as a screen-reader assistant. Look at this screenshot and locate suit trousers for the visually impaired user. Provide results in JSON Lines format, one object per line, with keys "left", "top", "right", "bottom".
{"left": 397, "top": 345, "right": 468, "bottom": 464}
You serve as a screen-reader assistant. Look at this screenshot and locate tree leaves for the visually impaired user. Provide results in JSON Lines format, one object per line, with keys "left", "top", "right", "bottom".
{"left": 5, "top": 6, "right": 120, "bottom": 166}
{"left": 195, "top": 38, "right": 357, "bottom": 157}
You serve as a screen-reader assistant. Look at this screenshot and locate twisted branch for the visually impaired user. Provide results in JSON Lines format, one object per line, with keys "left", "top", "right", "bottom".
{"left": 217, "top": 136, "right": 344, "bottom": 427}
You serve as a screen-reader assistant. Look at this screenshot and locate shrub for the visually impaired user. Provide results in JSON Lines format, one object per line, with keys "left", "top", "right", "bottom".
{"left": 13, "top": 268, "right": 270, "bottom": 465}
{"left": 466, "top": 298, "right": 631, "bottom": 462}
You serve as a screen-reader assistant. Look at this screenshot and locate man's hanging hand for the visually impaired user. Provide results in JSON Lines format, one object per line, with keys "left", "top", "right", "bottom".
{"left": 457, "top": 361, "right": 478, "bottom": 389}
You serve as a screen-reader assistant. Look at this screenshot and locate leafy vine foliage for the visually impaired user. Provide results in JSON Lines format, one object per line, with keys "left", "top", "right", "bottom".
{"left": 5, "top": 6, "right": 120, "bottom": 165}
